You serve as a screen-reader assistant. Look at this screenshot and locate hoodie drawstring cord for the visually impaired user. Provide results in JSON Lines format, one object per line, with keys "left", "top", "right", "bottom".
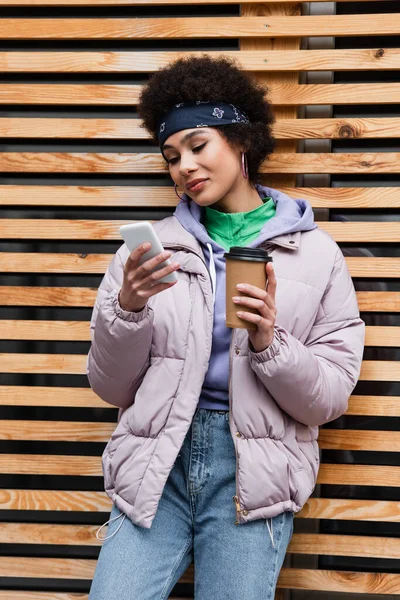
{"left": 206, "top": 242, "right": 217, "bottom": 308}
{"left": 95, "top": 511, "right": 126, "bottom": 541}
{"left": 266, "top": 517, "right": 275, "bottom": 549}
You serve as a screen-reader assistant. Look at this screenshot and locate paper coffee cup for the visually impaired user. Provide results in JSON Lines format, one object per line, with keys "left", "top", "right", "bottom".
{"left": 225, "top": 246, "right": 273, "bottom": 330}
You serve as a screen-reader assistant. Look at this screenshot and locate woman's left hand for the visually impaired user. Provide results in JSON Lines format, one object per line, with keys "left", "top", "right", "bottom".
{"left": 232, "top": 262, "right": 277, "bottom": 353}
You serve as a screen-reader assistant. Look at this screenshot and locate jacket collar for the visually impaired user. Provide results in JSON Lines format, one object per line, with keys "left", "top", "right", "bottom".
{"left": 155, "top": 216, "right": 301, "bottom": 254}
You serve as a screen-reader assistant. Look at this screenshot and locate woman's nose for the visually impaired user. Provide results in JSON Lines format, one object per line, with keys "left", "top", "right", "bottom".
{"left": 179, "top": 153, "right": 198, "bottom": 175}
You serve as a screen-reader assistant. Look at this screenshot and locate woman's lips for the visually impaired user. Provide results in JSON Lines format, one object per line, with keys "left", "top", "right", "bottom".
{"left": 188, "top": 179, "right": 208, "bottom": 192}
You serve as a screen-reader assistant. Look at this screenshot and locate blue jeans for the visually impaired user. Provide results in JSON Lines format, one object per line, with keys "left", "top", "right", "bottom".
{"left": 89, "top": 408, "right": 294, "bottom": 600}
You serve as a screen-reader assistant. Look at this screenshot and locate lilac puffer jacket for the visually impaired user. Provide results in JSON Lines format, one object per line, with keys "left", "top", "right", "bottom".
{"left": 87, "top": 216, "right": 365, "bottom": 529}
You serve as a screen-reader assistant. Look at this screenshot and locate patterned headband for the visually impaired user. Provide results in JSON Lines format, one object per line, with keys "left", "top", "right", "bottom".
{"left": 157, "top": 101, "right": 250, "bottom": 155}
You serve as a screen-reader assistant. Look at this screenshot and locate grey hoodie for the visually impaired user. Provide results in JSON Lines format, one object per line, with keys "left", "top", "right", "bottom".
{"left": 174, "top": 184, "right": 318, "bottom": 410}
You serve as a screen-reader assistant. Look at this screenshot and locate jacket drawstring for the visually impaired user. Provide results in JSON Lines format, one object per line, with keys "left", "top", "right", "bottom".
{"left": 95, "top": 511, "right": 126, "bottom": 541}
{"left": 266, "top": 517, "right": 275, "bottom": 548}
{"left": 206, "top": 242, "right": 217, "bottom": 309}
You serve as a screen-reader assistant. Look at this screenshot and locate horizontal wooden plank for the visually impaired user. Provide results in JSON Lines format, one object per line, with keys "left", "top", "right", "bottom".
{"left": 288, "top": 533, "right": 400, "bottom": 559}
{"left": 0, "top": 489, "right": 111, "bottom": 512}
{"left": 2, "top": 421, "right": 399, "bottom": 448}
{"left": 365, "top": 326, "right": 400, "bottom": 347}
{"left": 0, "top": 557, "right": 398, "bottom": 596}
{"left": 1, "top": 186, "right": 399, "bottom": 208}
{"left": 278, "top": 568, "right": 400, "bottom": 594}
{"left": 0, "top": 15, "right": 398, "bottom": 39}
{"left": 0, "top": 523, "right": 398, "bottom": 559}
{"left": 1, "top": 386, "right": 397, "bottom": 417}
{"left": 0, "top": 320, "right": 91, "bottom": 341}
{"left": 0, "top": 288, "right": 398, "bottom": 313}
{"left": 1, "top": 354, "right": 396, "bottom": 380}
{"left": 0, "top": 420, "right": 114, "bottom": 442}
{"left": 317, "top": 464, "right": 400, "bottom": 487}
{"left": 1, "top": 254, "right": 398, "bottom": 277}
{"left": 1, "top": 49, "right": 399, "bottom": 73}
{"left": 1, "top": 322, "right": 398, "bottom": 347}
{"left": 3, "top": 0, "right": 394, "bottom": 5}
{"left": 0, "top": 386, "right": 109, "bottom": 408}
{"left": 0, "top": 557, "right": 95, "bottom": 580}
{"left": 1, "top": 219, "right": 399, "bottom": 242}
{"left": 277, "top": 118, "right": 400, "bottom": 140}
{"left": 0, "top": 353, "right": 88, "bottom": 375}
{"left": 0, "top": 286, "right": 97, "bottom": 306}
{"left": 347, "top": 396, "right": 400, "bottom": 417}
{"left": 1, "top": 152, "right": 400, "bottom": 174}
{"left": 360, "top": 361, "right": 400, "bottom": 382}
{"left": 0, "top": 116, "right": 399, "bottom": 141}
{"left": 0, "top": 569, "right": 397, "bottom": 597}
{"left": 0, "top": 83, "right": 399, "bottom": 106}
{"left": 298, "top": 498, "right": 400, "bottom": 522}
{"left": 2, "top": 491, "right": 398, "bottom": 523}
{"left": 318, "top": 430, "right": 400, "bottom": 453}
{"left": 0, "top": 455, "right": 398, "bottom": 486}
{"left": 0, "top": 454, "right": 101, "bottom": 476}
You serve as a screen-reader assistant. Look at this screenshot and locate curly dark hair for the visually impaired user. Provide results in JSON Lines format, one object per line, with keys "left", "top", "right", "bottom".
{"left": 137, "top": 54, "right": 276, "bottom": 184}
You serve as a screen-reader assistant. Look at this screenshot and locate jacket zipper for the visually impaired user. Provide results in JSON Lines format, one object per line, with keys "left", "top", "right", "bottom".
{"left": 228, "top": 328, "right": 243, "bottom": 525}
{"left": 164, "top": 240, "right": 243, "bottom": 522}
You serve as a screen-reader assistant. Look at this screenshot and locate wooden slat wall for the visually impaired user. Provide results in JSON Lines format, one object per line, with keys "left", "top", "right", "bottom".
{"left": 0, "top": 1, "right": 399, "bottom": 599}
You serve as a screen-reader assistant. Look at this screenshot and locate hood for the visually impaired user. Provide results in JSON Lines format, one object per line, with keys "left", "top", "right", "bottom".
{"left": 173, "top": 184, "right": 317, "bottom": 307}
{"left": 173, "top": 183, "right": 317, "bottom": 252}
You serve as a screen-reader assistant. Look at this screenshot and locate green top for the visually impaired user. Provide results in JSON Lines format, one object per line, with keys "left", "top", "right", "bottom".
{"left": 202, "top": 197, "right": 276, "bottom": 251}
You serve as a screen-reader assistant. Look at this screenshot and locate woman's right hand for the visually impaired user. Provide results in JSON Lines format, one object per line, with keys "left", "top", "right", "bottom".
{"left": 119, "top": 243, "right": 180, "bottom": 312}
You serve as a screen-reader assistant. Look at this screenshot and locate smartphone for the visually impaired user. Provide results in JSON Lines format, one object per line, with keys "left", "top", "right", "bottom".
{"left": 119, "top": 222, "right": 178, "bottom": 284}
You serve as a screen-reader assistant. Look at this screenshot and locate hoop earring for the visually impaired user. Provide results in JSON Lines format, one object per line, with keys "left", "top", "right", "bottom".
{"left": 241, "top": 152, "right": 248, "bottom": 179}
{"left": 174, "top": 183, "right": 186, "bottom": 201}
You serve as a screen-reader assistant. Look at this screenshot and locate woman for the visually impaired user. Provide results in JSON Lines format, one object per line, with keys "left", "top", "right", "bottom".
{"left": 87, "top": 55, "right": 365, "bottom": 599}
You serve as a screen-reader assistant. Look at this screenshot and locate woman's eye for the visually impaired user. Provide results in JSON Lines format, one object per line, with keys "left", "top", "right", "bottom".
{"left": 193, "top": 143, "right": 206, "bottom": 153}
{"left": 167, "top": 143, "right": 206, "bottom": 165}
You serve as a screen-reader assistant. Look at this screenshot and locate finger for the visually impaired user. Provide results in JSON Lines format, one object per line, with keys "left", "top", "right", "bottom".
{"left": 232, "top": 295, "right": 270, "bottom": 317}
{"left": 139, "top": 278, "right": 178, "bottom": 299}
{"left": 266, "top": 263, "right": 277, "bottom": 303}
{"left": 125, "top": 242, "right": 152, "bottom": 270}
{"left": 134, "top": 250, "right": 173, "bottom": 281}
{"left": 236, "top": 283, "right": 275, "bottom": 311}
{"left": 142, "top": 260, "right": 180, "bottom": 287}
{"left": 236, "top": 310, "right": 263, "bottom": 327}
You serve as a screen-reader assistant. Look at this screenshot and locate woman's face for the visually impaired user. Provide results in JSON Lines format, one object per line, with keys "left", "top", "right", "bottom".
{"left": 162, "top": 127, "right": 244, "bottom": 207}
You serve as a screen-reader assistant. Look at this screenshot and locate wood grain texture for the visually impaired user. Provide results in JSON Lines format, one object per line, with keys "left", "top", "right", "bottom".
{"left": 0, "top": 116, "right": 399, "bottom": 140}
{"left": 0, "top": 354, "right": 393, "bottom": 380}
{"left": 0, "top": 489, "right": 111, "bottom": 512}
{"left": 0, "top": 288, "right": 398, "bottom": 312}
{"left": 317, "top": 464, "right": 400, "bottom": 487}
{"left": 0, "top": 16, "right": 398, "bottom": 39}
{"left": 0, "top": 83, "right": 399, "bottom": 105}
{"left": 1, "top": 152, "right": 400, "bottom": 173}
{"left": 1, "top": 49, "right": 399, "bottom": 73}
{"left": 2, "top": 491, "right": 398, "bottom": 523}
{"left": 3, "top": 0, "right": 395, "bottom": 4}
{"left": 2, "top": 185, "right": 400, "bottom": 208}
{"left": 3, "top": 420, "right": 399, "bottom": 448}
{"left": 0, "top": 456, "right": 397, "bottom": 485}
{"left": 277, "top": 568, "right": 400, "bottom": 593}
{"left": 347, "top": 395, "right": 400, "bottom": 417}
{"left": 298, "top": 498, "right": 400, "bottom": 522}
{"left": 1, "top": 321, "right": 397, "bottom": 347}
{"left": 1, "top": 253, "right": 398, "bottom": 277}
{"left": 318, "top": 430, "right": 400, "bottom": 452}
{"left": 0, "top": 524, "right": 398, "bottom": 559}
{"left": 0, "top": 386, "right": 396, "bottom": 416}
{"left": 0, "top": 386, "right": 110, "bottom": 408}
{"left": 0, "top": 420, "right": 115, "bottom": 442}
{"left": 1, "top": 218, "right": 399, "bottom": 242}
